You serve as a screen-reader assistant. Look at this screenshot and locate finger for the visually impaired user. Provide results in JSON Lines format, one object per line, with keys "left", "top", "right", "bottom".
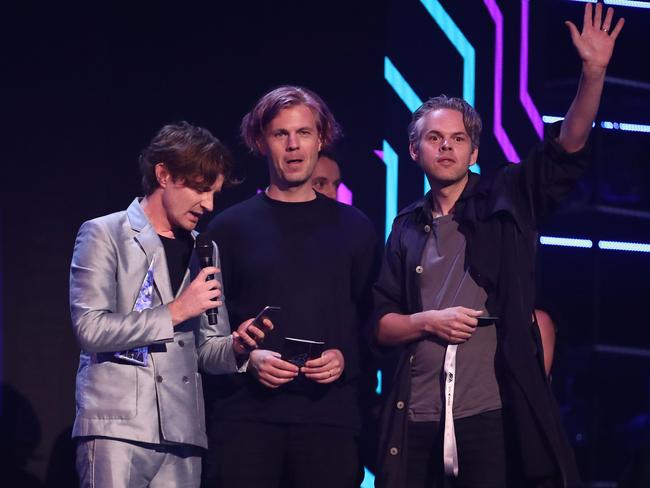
{"left": 268, "top": 357, "right": 300, "bottom": 373}
{"left": 307, "top": 374, "right": 339, "bottom": 384}
{"left": 564, "top": 21, "right": 581, "bottom": 45}
{"left": 261, "top": 317, "right": 274, "bottom": 331}
{"left": 304, "top": 368, "right": 340, "bottom": 382}
{"left": 205, "top": 288, "right": 222, "bottom": 301}
{"left": 199, "top": 266, "right": 219, "bottom": 278}
{"left": 234, "top": 330, "right": 257, "bottom": 349}
{"left": 610, "top": 17, "right": 624, "bottom": 40}
{"left": 264, "top": 366, "right": 299, "bottom": 379}
{"left": 594, "top": 2, "right": 602, "bottom": 30}
{"left": 301, "top": 362, "right": 336, "bottom": 374}
{"left": 245, "top": 324, "right": 265, "bottom": 342}
{"left": 583, "top": 3, "right": 592, "bottom": 31}
{"left": 203, "top": 299, "right": 223, "bottom": 310}
{"left": 449, "top": 329, "right": 472, "bottom": 341}
{"left": 457, "top": 321, "right": 478, "bottom": 331}
{"left": 463, "top": 316, "right": 479, "bottom": 327}
{"left": 602, "top": 7, "right": 614, "bottom": 31}
{"left": 303, "top": 356, "right": 327, "bottom": 368}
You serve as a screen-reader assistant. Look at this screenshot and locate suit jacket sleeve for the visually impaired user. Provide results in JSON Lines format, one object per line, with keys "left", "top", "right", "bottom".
{"left": 70, "top": 219, "right": 174, "bottom": 353}
{"left": 197, "top": 241, "right": 238, "bottom": 374}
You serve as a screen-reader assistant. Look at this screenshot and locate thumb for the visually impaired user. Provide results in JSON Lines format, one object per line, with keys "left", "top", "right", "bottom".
{"left": 564, "top": 21, "right": 580, "bottom": 44}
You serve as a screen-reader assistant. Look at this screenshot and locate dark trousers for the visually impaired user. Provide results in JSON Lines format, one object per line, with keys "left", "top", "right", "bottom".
{"left": 203, "top": 420, "right": 361, "bottom": 488}
{"left": 405, "top": 410, "right": 562, "bottom": 488}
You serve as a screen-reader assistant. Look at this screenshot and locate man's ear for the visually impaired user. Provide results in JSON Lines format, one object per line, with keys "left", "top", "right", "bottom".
{"left": 409, "top": 142, "right": 419, "bottom": 162}
{"left": 155, "top": 163, "right": 170, "bottom": 188}
{"left": 256, "top": 137, "right": 268, "bottom": 156}
{"left": 469, "top": 147, "right": 479, "bottom": 166}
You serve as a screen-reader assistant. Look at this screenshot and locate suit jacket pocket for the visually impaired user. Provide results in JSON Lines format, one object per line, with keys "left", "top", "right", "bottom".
{"left": 77, "top": 361, "right": 138, "bottom": 420}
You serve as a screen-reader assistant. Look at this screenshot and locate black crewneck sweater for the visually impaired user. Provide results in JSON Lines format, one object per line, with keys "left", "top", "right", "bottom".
{"left": 204, "top": 192, "right": 378, "bottom": 429}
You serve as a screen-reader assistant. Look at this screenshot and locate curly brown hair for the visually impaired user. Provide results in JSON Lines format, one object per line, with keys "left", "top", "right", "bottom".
{"left": 139, "top": 121, "right": 234, "bottom": 195}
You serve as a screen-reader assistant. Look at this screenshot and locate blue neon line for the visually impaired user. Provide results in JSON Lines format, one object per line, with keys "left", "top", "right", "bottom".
{"left": 361, "top": 468, "right": 375, "bottom": 487}
{"left": 419, "top": 0, "right": 476, "bottom": 107}
{"left": 601, "top": 120, "right": 650, "bottom": 133}
{"left": 383, "top": 140, "right": 399, "bottom": 242}
{"left": 384, "top": 57, "right": 422, "bottom": 113}
{"left": 539, "top": 236, "right": 593, "bottom": 248}
{"left": 376, "top": 370, "right": 382, "bottom": 395}
{"left": 598, "top": 240, "right": 650, "bottom": 252}
{"left": 568, "top": 0, "right": 650, "bottom": 8}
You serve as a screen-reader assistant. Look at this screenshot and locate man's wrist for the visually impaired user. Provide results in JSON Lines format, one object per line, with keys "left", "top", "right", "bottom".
{"left": 167, "top": 300, "right": 187, "bottom": 326}
{"left": 581, "top": 62, "right": 607, "bottom": 80}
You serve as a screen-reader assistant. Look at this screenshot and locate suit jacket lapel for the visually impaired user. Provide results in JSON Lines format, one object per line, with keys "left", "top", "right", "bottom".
{"left": 127, "top": 198, "right": 174, "bottom": 305}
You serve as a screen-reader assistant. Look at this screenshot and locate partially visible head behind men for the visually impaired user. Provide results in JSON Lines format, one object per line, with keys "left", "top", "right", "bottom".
{"left": 311, "top": 150, "right": 342, "bottom": 200}
{"left": 139, "top": 121, "right": 234, "bottom": 196}
{"left": 408, "top": 95, "right": 482, "bottom": 151}
{"left": 240, "top": 85, "right": 342, "bottom": 156}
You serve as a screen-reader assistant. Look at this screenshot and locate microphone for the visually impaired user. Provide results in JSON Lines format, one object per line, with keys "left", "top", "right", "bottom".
{"left": 195, "top": 234, "right": 218, "bottom": 325}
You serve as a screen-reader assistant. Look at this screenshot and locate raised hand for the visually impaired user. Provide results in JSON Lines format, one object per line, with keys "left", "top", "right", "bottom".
{"left": 565, "top": 2, "right": 624, "bottom": 71}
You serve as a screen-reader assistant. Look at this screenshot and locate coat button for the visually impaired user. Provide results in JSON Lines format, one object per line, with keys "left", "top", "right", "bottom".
{"left": 415, "top": 266, "right": 423, "bottom": 274}
{"left": 389, "top": 447, "right": 399, "bottom": 456}
{"left": 424, "top": 225, "right": 431, "bottom": 233}
{"left": 178, "top": 340, "right": 185, "bottom": 347}
{"left": 396, "top": 401, "right": 405, "bottom": 410}
{"left": 156, "top": 375, "right": 163, "bottom": 383}
{"left": 182, "top": 376, "right": 190, "bottom": 384}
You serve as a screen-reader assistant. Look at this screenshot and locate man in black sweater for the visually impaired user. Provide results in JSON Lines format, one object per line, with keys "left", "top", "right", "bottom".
{"left": 203, "top": 86, "right": 378, "bottom": 488}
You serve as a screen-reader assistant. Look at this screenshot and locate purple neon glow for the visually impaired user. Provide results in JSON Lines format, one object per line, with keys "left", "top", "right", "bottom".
{"left": 337, "top": 183, "right": 353, "bottom": 205}
{"left": 374, "top": 149, "right": 384, "bottom": 160}
{"left": 483, "top": 0, "right": 521, "bottom": 162}
{"left": 519, "top": 0, "right": 543, "bottom": 139}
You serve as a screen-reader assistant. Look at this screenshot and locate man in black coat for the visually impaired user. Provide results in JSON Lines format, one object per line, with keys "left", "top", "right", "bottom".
{"left": 373, "top": 4, "right": 624, "bottom": 487}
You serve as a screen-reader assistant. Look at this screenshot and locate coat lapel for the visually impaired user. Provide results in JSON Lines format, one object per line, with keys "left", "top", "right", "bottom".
{"left": 126, "top": 198, "right": 174, "bottom": 305}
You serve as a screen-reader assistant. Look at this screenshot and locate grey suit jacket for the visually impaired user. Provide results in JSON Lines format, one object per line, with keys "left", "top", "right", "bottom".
{"left": 70, "top": 198, "right": 237, "bottom": 449}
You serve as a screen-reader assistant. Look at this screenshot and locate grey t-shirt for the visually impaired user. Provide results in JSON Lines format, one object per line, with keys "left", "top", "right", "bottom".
{"left": 409, "top": 214, "right": 502, "bottom": 422}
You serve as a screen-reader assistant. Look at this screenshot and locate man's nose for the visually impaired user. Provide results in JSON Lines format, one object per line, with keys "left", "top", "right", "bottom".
{"left": 201, "top": 193, "right": 214, "bottom": 212}
{"left": 287, "top": 133, "right": 299, "bottom": 150}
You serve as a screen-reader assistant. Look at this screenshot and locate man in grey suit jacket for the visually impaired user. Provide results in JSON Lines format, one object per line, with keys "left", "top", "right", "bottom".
{"left": 70, "top": 122, "right": 266, "bottom": 487}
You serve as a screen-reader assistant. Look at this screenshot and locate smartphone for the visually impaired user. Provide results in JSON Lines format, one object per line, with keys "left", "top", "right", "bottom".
{"left": 249, "top": 305, "right": 281, "bottom": 330}
{"left": 477, "top": 315, "right": 499, "bottom": 326}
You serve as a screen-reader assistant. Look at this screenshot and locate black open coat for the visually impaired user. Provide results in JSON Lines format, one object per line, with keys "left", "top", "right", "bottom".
{"left": 373, "top": 123, "right": 588, "bottom": 488}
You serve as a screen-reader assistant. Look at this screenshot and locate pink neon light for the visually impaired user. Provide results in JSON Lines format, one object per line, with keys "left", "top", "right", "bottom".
{"left": 520, "top": 0, "right": 544, "bottom": 139}
{"left": 374, "top": 149, "right": 384, "bottom": 160}
{"left": 337, "top": 183, "right": 353, "bottom": 205}
{"left": 483, "top": 0, "right": 521, "bottom": 162}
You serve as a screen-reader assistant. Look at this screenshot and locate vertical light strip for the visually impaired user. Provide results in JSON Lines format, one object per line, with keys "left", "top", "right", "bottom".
{"left": 419, "top": 0, "right": 476, "bottom": 106}
{"left": 360, "top": 468, "right": 375, "bottom": 488}
{"left": 519, "top": 0, "right": 544, "bottom": 139}
{"left": 381, "top": 141, "right": 399, "bottom": 242}
{"left": 484, "top": 0, "right": 521, "bottom": 162}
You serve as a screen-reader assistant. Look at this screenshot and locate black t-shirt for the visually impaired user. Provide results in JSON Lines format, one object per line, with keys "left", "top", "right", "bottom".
{"left": 205, "top": 192, "right": 378, "bottom": 430}
{"left": 158, "top": 230, "right": 193, "bottom": 297}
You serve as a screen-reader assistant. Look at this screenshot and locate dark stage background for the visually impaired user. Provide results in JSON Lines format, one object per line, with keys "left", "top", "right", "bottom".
{"left": 2, "top": 1, "right": 649, "bottom": 486}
